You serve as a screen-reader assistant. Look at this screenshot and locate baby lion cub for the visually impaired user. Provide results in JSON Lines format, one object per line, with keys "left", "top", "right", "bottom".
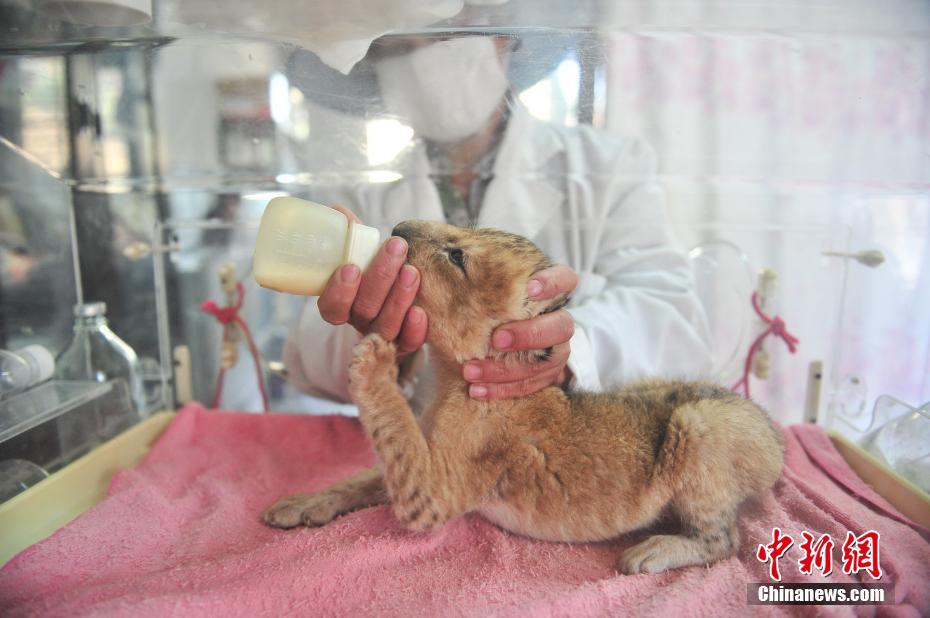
{"left": 264, "top": 220, "right": 784, "bottom": 574}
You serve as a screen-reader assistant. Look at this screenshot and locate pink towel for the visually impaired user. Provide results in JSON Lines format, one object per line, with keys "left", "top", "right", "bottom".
{"left": 1, "top": 404, "right": 928, "bottom": 617}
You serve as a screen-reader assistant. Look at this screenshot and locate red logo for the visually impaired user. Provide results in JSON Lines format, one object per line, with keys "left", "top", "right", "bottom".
{"left": 842, "top": 531, "right": 882, "bottom": 579}
{"left": 798, "top": 532, "right": 835, "bottom": 576}
{"left": 757, "top": 529, "right": 882, "bottom": 581}
{"left": 756, "top": 527, "right": 794, "bottom": 582}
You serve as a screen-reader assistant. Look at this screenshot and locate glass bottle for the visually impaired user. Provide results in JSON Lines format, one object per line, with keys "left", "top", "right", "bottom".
{"left": 55, "top": 302, "right": 146, "bottom": 415}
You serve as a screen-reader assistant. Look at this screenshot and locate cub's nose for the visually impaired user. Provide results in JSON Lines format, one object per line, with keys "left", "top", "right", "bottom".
{"left": 391, "top": 221, "right": 415, "bottom": 242}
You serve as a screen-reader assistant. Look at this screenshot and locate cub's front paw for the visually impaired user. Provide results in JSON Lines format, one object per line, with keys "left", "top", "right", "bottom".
{"left": 349, "top": 333, "right": 399, "bottom": 395}
{"left": 619, "top": 534, "right": 693, "bottom": 574}
{"left": 262, "top": 492, "right": 343, "bottom": 528}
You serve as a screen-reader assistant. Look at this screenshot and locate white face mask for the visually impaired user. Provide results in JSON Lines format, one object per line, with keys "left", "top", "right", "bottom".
{"left": 375, "top": 37, "right": 509, "bottom": 143}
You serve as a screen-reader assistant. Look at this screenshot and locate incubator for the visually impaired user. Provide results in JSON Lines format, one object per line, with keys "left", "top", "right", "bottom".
{"left": 0, "top": 0, "right": 927, "bottom": 531}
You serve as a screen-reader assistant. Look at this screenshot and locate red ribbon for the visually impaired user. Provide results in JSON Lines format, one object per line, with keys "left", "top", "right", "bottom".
{"left": 200, "top": 282, "right": 269, "bottom": 411}
{"left": 200, "top": 281, "right": 244, "bottom": 325}
{"left": 732, "top": 291, "right": 799, "bottom": 398}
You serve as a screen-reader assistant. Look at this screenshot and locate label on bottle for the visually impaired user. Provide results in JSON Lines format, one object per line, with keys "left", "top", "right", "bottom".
{"left": 272, "top": 228, "right": 337, "bottom": 263}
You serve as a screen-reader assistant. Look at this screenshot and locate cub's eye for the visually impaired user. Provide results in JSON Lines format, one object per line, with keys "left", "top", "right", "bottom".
{"left": 447, "top": 247, "right": 466, "bottom": 270}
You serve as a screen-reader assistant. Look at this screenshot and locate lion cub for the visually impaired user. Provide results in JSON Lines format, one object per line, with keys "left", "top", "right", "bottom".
{"left": 264, "top": 220, "right": 784, "bottom": 574}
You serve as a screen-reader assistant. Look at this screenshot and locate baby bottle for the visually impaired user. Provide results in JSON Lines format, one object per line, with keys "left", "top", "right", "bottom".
{"left": 253, "top": 197, "right": 381, "bottom": 295}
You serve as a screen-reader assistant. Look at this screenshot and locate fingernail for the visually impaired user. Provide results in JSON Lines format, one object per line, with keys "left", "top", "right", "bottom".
{"left": 387, "top": 237, "right": 406, "bottom": 257}
{"left": 342, "top": 264, "right": 360, "bottom": 282}
{"left": 463, "top": 363, "right": 482, "bottom": 381}
{"left": 527, "top": 279, "right": 543, "bottom": 298}
{"left": 399, "top": 265, "right": 417, "bottom": 288}
{"left": 408, "top": 308, "right": 423, "bottom": 325}
{"left": 493, "top": 330, "right": 513, "bottom": 350}
{"left": 469, "top": 385, "right": 488, "bottom": 399}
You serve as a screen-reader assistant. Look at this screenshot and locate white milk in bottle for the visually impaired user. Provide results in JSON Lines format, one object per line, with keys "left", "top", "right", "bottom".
{"left": 253, "top": 197, "right": 381, "bottom": 295}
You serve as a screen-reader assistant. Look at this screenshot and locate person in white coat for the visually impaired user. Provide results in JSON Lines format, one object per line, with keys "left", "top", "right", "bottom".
{"left": 283, "top": 34, "right": 713, "bottom": 407}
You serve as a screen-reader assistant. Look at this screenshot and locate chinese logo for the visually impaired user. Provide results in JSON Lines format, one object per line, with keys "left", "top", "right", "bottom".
{"left": 756, "top": 528, "right": 882, "bottom": 581}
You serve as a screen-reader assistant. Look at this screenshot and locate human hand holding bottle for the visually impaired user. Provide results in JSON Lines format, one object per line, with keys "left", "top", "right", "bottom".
{"left": 316, "top": 206, "right": 428, "bottom": 355}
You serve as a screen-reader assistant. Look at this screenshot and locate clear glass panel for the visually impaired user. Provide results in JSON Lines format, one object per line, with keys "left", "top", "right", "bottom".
{"left": 0, "top": 0, "right": 927, "bottom": 445}
{"left": 0, "top": 102, "right": 77, "bottom": 355}
{"left": 156, "top": 212, "right": 355, "bottom": 414}
{"left": 0, "top": 379, "right": 135, "bottom": 490}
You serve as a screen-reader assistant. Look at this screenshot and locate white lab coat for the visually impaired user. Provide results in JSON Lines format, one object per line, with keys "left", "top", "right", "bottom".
{"left": 284, "top": 105, "right": 713, "bottom": 404}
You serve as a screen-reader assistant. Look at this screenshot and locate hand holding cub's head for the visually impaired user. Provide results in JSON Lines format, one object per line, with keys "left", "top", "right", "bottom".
{"left": 392, "top": 220, "right": 569, "bottom": 363}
